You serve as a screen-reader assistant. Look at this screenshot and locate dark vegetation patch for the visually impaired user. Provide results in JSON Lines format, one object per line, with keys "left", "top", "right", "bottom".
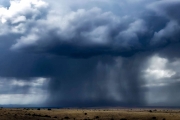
{"left": 64, "top": 116, "right": 70, "bottom": 119}
{"left": 152, "top": 116, "right": 157, "bottom": 119}
{"left": 94, "top": 116, "right": 99, "bottom": 119}
{"left": 44, "top": 115, "right": 51, "bottom": 118}
{"left": 32, "top": 113, "right": 42, "bottom": 117}
{"left": 25, "top": 113, "right": 51, "bottom": 118}
{"left": 120, "top": 118, "right": 127, "bottom": 120}
{"left": 25, "top": 113, "right": 31, "bottom": 116}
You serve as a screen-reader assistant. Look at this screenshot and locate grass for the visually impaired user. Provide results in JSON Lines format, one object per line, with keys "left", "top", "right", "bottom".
{"left": 0, "top": 108, "right": 180, "bottom": 120}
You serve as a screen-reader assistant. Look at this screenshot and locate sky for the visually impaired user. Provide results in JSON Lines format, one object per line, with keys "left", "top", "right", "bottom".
{"left": 0, "top": 0, "right": 180, "bottom": 107}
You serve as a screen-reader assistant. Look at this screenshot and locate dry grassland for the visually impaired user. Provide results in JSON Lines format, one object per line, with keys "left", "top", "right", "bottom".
{"left": 0, "top": 108, "right": 180, "bottom": 120}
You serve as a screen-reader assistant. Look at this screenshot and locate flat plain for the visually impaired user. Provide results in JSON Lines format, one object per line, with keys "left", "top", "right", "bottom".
{"left": 0, "top": 108, "right": 180, "bottom": 120}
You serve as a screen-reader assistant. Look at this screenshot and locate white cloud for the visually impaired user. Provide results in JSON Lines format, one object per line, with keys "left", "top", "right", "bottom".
{"left": 11, "top": 77, "right": 48, "bottom": 87}
{"left": 0, "top": 0, "right": 48, "bottom": 23}
{"left": 145, "top": 68, "right": 175, "bottom": 79}
{"left": 0, "top": 77, "right": 49, "bottom": 105}
{"left": 0, "top": 94, "right": 47, "bottom": 105}
{"left": 142, "top": 55, "right": 180, "bottom": 105}
{"left": 144, "top": 55, "right": 175, "bottom": 81}
{"left": 11, "top": 15, "right": 26, "bottom": 24}
{"left": 0, "top": 0, "right": 48, "bottom": 37}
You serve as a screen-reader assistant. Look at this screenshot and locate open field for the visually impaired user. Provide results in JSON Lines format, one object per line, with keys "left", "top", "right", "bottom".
{"left": 0, "top": 108, "right": 180, "bottom": 120}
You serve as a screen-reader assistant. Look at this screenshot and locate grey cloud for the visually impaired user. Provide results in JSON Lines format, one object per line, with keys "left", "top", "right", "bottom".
{"left": 148, "top": 0, "right": 180, "bottom": 21}
{"left": 6, "top": 0, "right": 179, "bottom": 58}
{"left": 9, "top": 8, "right": 150, "bottom": 58}
{"left": 147, "top": 0, "right": 180, "bottom": 47}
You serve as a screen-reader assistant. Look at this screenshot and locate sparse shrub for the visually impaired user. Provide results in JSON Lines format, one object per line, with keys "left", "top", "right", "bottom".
{"left": 64, "top": 116, "right": 70, "bottom": 119}
{"left": 32, "top": 113, "right": 42, "bottom": 117}
{"left": 37, "top": 108, "right": 40, "bottom": 110}
{"left": 84, "top": 113, "right": 87, "bottom": 115}
{"left": 44, "top": 115, "right": 51, "bottom": 118}
{"left": 95, "top": 116, "right": 99, "bottom": 119}
{"left": 149, "top": 110, "right": 152, "bottom": 112}
{"left": 152, "top": 117, "right": 156, "bottom": 119}
{"left": 48, "top": 108, "right": 52, "bottom": 110}
{"left": 162, "top": 118, "right": 166, "bottom": 120}
{"left": 120, "top": 118, "right": 127, "bottom": 120}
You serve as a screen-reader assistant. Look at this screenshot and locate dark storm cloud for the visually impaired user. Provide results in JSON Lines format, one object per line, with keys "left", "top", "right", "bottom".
{"left": 148, "top": 0, "right": 180, "bottom": 21}
{"left": 0, "top": 0, "right": 180, "bottom": 107}
{"left": 10, "top": 10, "right": 150, "bottom": 58}
{"left": 0, "top": 47, "right": 148, "bottom": 106}
{"left": 6, "top": 0, "right": 179, "bottom": 59}
{"left": 0, "top": 0, "right": 178, "bottom": 58}
{"left": 46, "top": 54, "right": 148, "bottom": 107}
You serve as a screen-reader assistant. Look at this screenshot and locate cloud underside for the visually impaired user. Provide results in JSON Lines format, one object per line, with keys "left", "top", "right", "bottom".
{"left": 0, "top": 0, "right": 179, "bottom": 58}
{"left": 0, "top": 0, "right": 180, "bottom": 107}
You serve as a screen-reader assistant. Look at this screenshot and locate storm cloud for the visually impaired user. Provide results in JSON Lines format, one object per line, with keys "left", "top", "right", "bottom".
{"left": 0, "top": 0, "right": 180, "bottom": 107}
{"left": 0, "top": 0, "right": 177, "bottom": 58}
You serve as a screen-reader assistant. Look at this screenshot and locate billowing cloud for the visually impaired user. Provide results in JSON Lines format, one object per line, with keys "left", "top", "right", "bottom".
{"left": 0, "top": 0, "right": 179, "bottom": 58}
{"left": 148, "top": 0, "right": 180, "bottom": 21}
